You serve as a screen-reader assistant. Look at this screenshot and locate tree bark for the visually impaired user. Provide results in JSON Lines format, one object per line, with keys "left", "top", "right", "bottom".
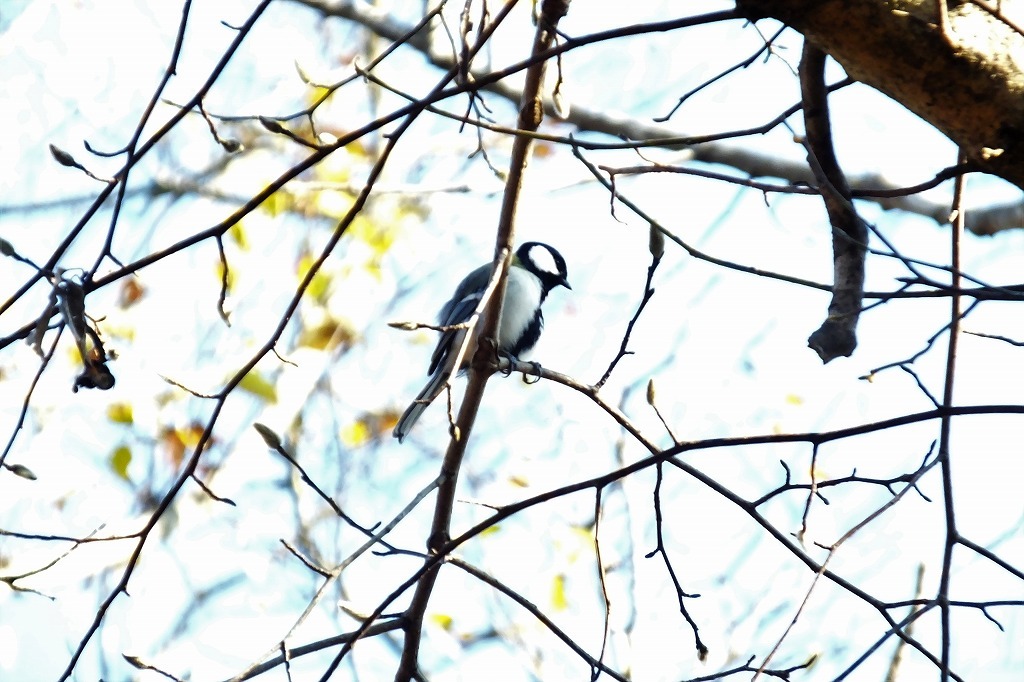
{"left": 737, "top": 0, "right": 1024, "bottom": 190}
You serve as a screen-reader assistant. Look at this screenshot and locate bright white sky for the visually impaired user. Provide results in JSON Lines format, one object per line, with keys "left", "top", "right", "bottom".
{"left": 1, "top": 1, "right": 1022, "bottom": 681}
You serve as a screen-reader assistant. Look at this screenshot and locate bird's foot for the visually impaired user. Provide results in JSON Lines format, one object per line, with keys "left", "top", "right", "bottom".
{"left": 498, "top": 350, "right": 517, "bottom": 376}
{"left": 521, "top": 360, "right": 542, "bottom": 384}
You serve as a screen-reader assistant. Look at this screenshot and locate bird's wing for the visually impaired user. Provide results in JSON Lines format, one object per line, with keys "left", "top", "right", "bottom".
{"left": 428, "top": 263, "right": 490, "bottom": 375}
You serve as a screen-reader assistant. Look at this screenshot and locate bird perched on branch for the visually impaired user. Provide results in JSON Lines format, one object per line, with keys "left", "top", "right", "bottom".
{"left": 393, "top": 241, "right": 570, "bottom": 442}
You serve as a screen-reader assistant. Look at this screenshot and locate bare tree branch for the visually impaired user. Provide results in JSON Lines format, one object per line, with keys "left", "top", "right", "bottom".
{"left": 738, "top": 0, "right": 1024, "bottom": 189}
{"left": 937, "top": 150, "right": 968, "bottom": 681}
{"left": 291, "top": 0, "right": 1023, "bottom": 233}
{"left": 801, "top": 42, "right": 868, "bottom": 362}
{"left": 395, "top": 2, "right": 571, "bottom": 679}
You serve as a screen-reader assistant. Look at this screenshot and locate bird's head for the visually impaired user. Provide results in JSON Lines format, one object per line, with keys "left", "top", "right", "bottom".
{"left": 515, "top": 241, "right": 571, "bottom": 293}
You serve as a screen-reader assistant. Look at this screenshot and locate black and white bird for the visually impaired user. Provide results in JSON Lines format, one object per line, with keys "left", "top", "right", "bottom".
{"left": 393, "top": 241, "right": 570, "bottom": 442}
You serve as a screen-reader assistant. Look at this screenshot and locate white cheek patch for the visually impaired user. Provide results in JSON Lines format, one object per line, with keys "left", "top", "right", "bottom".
{"left": 527, "top": 244, "right": 559, "bottom": 276}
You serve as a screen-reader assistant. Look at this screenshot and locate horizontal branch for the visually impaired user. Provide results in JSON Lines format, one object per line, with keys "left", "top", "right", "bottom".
{"left": 290, "top": 0, "right": 1022, "bottom": 234}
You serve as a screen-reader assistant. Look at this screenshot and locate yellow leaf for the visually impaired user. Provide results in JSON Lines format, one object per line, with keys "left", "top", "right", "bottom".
{"left": 345, "top": 138, "right": 369, "bottom": 159}
{"left": 306, "top": 85, "right": 331, "bottom": 109}
{"left": 571, "top": 525, "right": 595, "bottom": 547}
{"left": 551, "top": 573, "right": 568, "bottom": 611}
{"left": 263, "top": 187, "right": 293, "bottom": 217}
{"left": 430, "top": 614, "right": 453, "bottom": 631}
{"left": 159, "top": 427, "right": 185, "bottom": 467}
{"left": 315, "top": 187, "right": 355, "bottom": 220}
{"left": 297, "top": 254, "right": 332, "bottom": 304}
{"left": 785, "top": 394, "right": 804, "bottom": 406}
{"left": 67, "top": 343, "right": 84, "bottom": 365}
{"left": 362, "top": 223, "right": 392, "bottom": 254}
{"left": 107, "top": 402, "right": 134, "bottom": 425}
{"left": 216, "top": 259, "right": 235, "bottom": 294}
{"left": 298, "top": 317, "right": 356, "bottom": 351}
{"left": 158, "top": 423, "right": 213, "bottom": 468}
{"left": 103, "top": 322, "right": 135, "bottom": 342}
{"left": 340, "top": 419, "right": 371, "bottom": 448}
{"left": 229, "top": 221, "right": 250, "bottom": 251}
{"left": 362, "top": 260, "right": 382, "bottom": 281}
{"left": 110, "top": 445, "right": 132, "bottom": 482}
{"left": 351, "top": 213, "right": 396, "bottom": 257}
{"left": 239, "top": 371, "right": 278, "bottom": 403}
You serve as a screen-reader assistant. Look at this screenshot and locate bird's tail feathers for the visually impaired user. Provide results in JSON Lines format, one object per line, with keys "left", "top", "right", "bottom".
{"left": 393, "top": 369, "right": 448, "bottom": 442}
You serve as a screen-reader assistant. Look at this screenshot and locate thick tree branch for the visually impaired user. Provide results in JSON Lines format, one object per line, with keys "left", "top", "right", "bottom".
{"left": 738, "top": 0, "right": 1024, "bottom": 189}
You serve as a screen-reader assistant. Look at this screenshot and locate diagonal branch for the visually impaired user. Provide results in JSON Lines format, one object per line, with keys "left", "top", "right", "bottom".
{"left": 448, "top": 557, "right": 629, "bottom": 681}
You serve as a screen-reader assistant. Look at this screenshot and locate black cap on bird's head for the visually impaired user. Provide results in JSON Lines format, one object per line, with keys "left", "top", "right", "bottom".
{"left": 515, "top": 242, "right": 571, "bottom": 293}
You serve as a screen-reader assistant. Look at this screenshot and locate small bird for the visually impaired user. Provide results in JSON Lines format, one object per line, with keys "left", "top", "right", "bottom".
{"left": 393, "top": 241, "right": 570, "bottom": 442}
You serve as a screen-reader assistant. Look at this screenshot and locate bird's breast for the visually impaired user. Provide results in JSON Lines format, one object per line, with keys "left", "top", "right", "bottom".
{"left": 498, "top": 270, "right": 543, "bottom": 353}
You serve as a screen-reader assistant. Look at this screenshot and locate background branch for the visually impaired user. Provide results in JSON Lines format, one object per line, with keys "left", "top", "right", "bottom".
{"left": 290, "top": 0, "right": 1023, "bottom": 233}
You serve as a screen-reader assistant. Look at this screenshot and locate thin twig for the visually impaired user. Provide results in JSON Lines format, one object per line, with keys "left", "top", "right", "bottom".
{"left": 753, "top": 454, "right": 941, "bottom": 678}
{"left": 448, "top": 557, "right": 628, "bottom": 681}
{"left": 937, "top": 149, "right": 968, "bottom": 682}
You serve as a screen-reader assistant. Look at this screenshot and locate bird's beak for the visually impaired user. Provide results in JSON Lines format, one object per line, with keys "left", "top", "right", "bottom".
{"left": 560, "top": 278, "right": 572, "bottom": 290}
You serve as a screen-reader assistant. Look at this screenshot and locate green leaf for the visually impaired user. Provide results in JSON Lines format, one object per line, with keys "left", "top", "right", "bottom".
{"left": 110, "top": 445, "right": 132, "bottom": 482}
